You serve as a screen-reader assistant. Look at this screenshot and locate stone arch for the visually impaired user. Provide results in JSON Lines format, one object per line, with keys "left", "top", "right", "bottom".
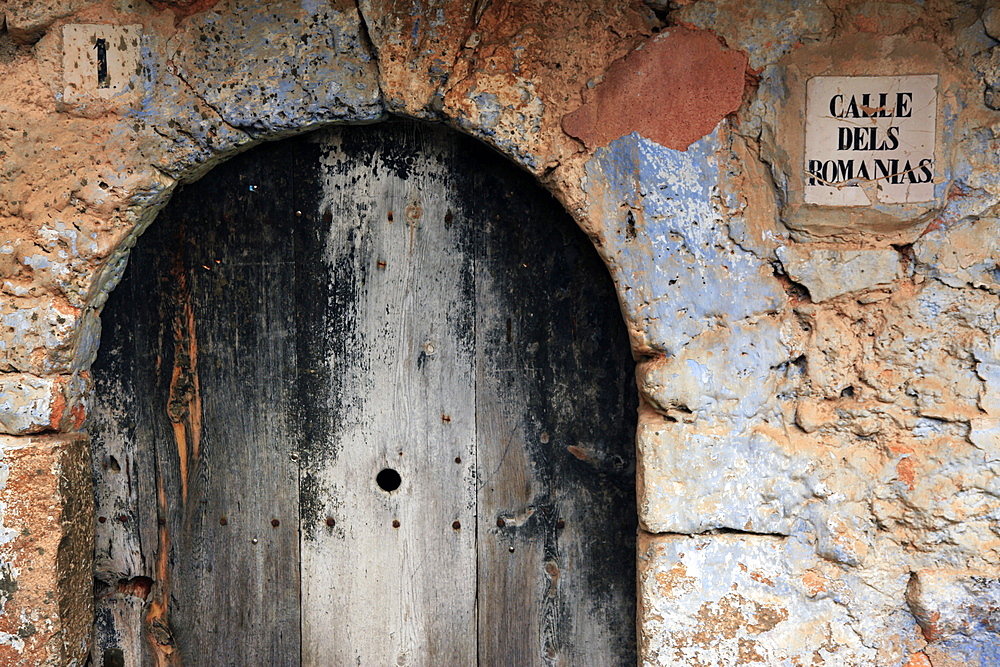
{"left": 68, "top": 0, "right": 661, "bottom": 391}
{"left": 1, "top": 1, "right": 791, "bottom": 664}
{"left": 90, "top": 116, "right": 642, "bottom": 665}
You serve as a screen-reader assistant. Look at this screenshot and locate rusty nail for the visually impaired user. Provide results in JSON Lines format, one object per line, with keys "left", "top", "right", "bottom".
{"left": 455, "top": 456, "right": 462, "bottom": 464}
{"left": 496, "top": 517, "right": 505, "bottom": 528}
{"left": 220, "top": 516, "right": 228, "bottom": 526}
{"left": 556, "top": 519, "right": 565, "bottom": 529}
{"left": 157, "top": 517, "right": 166, "bottom": 526}
{"left": 98, "top": 516, "right": 107, "bottom": 524}
{"left": 452, "top": 520, "right": 461, "bottom": 530}
{"left": 377, "top": 260, "right": 387, "bottom": 269}
{"left": 441, "top": 414, "right": 451, "bottom": 423}
{"left": 387, "top": 211, "right": 394, "bottom": 222}
{"left": 325, "top": 517, "right": 335, "bottom": 527}
{"left": 271, "top": 519, "right": 280, "bottom": 528}
{"left": 392, "top": 520, "right": 400, "bottom": 528}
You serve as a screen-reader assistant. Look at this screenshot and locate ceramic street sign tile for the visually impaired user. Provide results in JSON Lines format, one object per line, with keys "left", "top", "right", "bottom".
{"left": 804, "top": 74, "right": 938, "bottom": 206}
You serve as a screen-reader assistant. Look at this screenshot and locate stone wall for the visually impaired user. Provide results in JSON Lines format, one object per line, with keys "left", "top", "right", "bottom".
{"left": 1, "top": 0, "right": 1000, "bottom": 664}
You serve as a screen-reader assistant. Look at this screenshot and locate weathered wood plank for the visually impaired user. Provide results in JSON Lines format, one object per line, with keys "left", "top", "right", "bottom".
{"left": 473, "top": 153, "right": 638, "bottom": 666}
{"left": 170, "top": 151, "right": 301, "bottom": 666}
{"left": 91, "top": 143, "right": 302, "bottom": 666}
{"left": 91, "top": 233, "right": 163, "bottom": 667}
{"left": 297, "top": 125, "right": 479, "bottom": 666}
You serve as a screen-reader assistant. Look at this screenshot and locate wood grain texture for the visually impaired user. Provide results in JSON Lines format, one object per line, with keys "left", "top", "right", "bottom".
{"left": 471, "top": 137, "right": 638, "bottom": 667}
{"left": 297, "top": 127, "right": 479, "bottom": 665}
{"left": 92, "top": 144, "right": 302, "bottom": 667}
{"left": 91, "top": 120, "right": 636, "bottom": 666}
{"left": 91, "top": 239, "right": 160, "bottom": 667}
{"left": 163, "top": 149, "right": 301, "bottom": 667}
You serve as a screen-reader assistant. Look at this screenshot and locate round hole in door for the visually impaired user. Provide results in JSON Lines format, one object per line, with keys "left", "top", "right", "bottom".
{"left": 376, "top": 468, "right": 402, "bottom": 492}
{"left": 90, "top": 119, "right": 638, "bottom": 665}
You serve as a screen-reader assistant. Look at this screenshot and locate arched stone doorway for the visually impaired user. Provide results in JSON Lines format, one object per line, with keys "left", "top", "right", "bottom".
{"left": 90, "top": 120, "right": 637, "bottom": 665}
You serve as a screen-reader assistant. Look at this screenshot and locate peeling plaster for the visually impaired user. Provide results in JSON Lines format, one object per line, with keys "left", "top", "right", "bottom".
{"left": 4, "top": 0, "right": 1000, "bottom": 664}
{"left": 562, "top": 27, "right": 747, "bottom": 151}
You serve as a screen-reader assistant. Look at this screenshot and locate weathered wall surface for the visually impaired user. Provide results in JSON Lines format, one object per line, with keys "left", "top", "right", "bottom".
{"left": 2, "top": 0, "right": 1000, "bottom": 665}
{"left": 0, "top": 434, "right": 92, "bottom": 666}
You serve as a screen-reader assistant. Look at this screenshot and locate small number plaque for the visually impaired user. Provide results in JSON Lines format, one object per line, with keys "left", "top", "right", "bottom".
{"left": 62, "top": 24, "right": 142, "bottom": 103}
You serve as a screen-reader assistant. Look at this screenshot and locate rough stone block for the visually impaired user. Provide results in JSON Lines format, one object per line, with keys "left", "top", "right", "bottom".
{"left": 365, "top": 0, "right": 652, "bottom": 171}
{"left": 638, "top": 316, "right": 789, "bottom": 421}
{"left": 721, "top": 134, "right": 788, "bottom": 260}
{"left": 636, "top": 406, "right": 812, "bottom": 535}
{"left": 0, "top": 374, "right": 88, "bottom": 436}
{"left": 840, "top": 2, "right": 924, "bottom": 35}
{"left": 907, "top": 569, "right": 1000, "bottom": 639}
{"left": 907, "top": 569, "right": 1000, "bottom": 666}
{"left": 130, "top": 36, "right": 253, "bottom": 181}
{"left": 0, "top": 296, "right": 80, "bottom": 376}
{"left": 985, "top": 6, "right": 1000, "bottom": 41}
{"left": 0, "top": 434, "right": 93, "bottom": 665}
{"left": 2, "top": 0, "right": 96, "bottom": 43}
{"left": 673, "top": 0, "right": 834, "bottom": 69}
{"left": 358, "top": 0, "right": 473, "bottom": 117}
{"left": 170, "top": 0, "right": 383, "bottom": 136}
{"left": 585, "top": 131, "right": 786, "bottom": 356}
{"left": 971, "top": 418, "right": 1000, "bottom": 456}
{"left": 777, "top": 245, "right": 902, "bottom": 302}
{"left": 638, "top": 532, "right": 922, "bottom": 666}
{"left": 914, "top": 217, "right": 1000, "bottom": 293}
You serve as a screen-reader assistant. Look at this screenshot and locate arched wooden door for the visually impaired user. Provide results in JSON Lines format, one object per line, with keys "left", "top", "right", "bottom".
{"left": 90, "top": 121, "right": 637, "bottom": 666}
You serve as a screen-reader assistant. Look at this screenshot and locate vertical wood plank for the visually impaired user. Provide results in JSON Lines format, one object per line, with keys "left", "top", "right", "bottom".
{"left": 473, "top": 152, "right": 638, "bottom": 666}
{"left": 91, "top": 235, "right": 163, "bottom": 667}
{"left": 172, "top": 150, "right": 301, "bottom": 666}
{"left": 91, "top": 142, "right": 302, "bottom": 666}
{"left": 297, "top": 124, "right": 478, "bottom": 666}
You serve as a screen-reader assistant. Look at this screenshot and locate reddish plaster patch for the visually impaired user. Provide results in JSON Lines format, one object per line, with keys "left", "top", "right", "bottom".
{"left": 561, "top": 27, "right": 748, "bottom": 151}
{"left": 897, "top": 456, "right": 916, "bottom": 490}
{"left": 48, "top": 383, "right": 67, "bottom": 432}
{"left": 904, "top": 652, "right": 933, "bottom": 667}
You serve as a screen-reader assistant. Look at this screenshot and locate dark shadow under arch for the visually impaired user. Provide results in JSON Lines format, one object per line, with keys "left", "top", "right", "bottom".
{"left": 90, "top": 119, "right": 637, "bottom": 666}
